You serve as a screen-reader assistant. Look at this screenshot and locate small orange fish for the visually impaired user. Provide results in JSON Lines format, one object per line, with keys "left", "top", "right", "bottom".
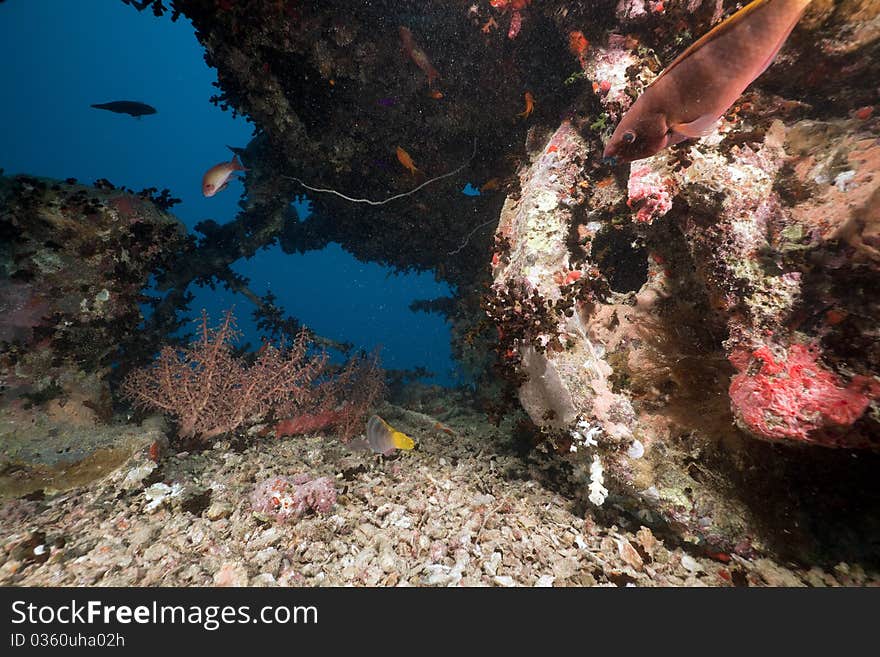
{"left": 202, "top": 154, "right": 246, "bottom": 197}
{"left": 518, "top": 91, "right": 534, "bottom": 118}
{"left": 706, "top": 551, "right": 732, "bottom": 563}
{"left": 605, "top": 0, "right": 813, "bottom": 162}
{"left": 396, "top": 146, "right": 419, "bottom": 175}
{"left": 433, "top": 421, "right": 455, "bottom": 435}
{"left": 428, "top": 89, "right": 444, "bottom": 99}
{"left": 481, "top": 177, "right": 502, "bottom": 192}
{"left": 491, "top": 0, "right": 530, "bottom": 9}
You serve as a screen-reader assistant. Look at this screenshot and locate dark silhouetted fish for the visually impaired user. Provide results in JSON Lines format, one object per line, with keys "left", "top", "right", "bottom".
{"left": 90, "top": 101, "right": 157, "bottom": 118}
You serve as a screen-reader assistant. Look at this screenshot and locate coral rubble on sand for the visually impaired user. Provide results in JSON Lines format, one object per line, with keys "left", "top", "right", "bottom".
{"left": 3, "top": 395, "right": 875, "bottom": 587}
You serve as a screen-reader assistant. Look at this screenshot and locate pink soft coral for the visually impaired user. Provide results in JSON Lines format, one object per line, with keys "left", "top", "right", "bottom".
{"left": 729, "top": 343, "right": 880, "bottom": 446}
{"left": 488, "top": 0, "right": 530, "bottom": 39}
{"left": 122, "top": 310, "right": 326, "bottom": 441}
{"left": 627, "top": 164, "right": 674, "bottom": 224}
{"left": 273, "top": 350, "right": 386, "bottom": 442}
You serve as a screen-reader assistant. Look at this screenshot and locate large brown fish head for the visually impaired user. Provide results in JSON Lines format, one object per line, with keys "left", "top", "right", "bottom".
{"left": 603, "top": 109, "right": 669, "bottom": 164}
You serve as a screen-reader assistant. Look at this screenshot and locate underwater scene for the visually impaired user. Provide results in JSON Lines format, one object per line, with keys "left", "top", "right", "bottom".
{"left": 1, "top": 0, "right": 879, "bottom": 589}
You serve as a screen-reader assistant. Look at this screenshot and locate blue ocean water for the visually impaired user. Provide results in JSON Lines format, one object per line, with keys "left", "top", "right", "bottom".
{"left": 0, "top": 0, "right": 457, "bottom": 384}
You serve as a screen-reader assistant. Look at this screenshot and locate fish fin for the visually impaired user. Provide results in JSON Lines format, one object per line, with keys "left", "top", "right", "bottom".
{"left": 670, "top": 114, "right": 718, "bottom": 139}
{"left": 391, "top": 430, "right": 415, "bottom": 451}
{"left": 219, "top": 182, "right": 229, "bottom": 193}
{"left": 231, "top": 154, "right": 248, "bottom": 171}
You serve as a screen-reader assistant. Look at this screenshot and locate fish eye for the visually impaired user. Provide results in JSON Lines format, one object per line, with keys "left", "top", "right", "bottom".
{"left": 622, "top": 131, "right": 636, "bottom": 144}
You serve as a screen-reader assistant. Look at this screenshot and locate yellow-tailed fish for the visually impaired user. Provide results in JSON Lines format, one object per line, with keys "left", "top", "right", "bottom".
{"left": 604, "top": 0, "right": 813, "bottom": 163}
{"left": 353, "top": 414, "right": 415, "bottom": 456}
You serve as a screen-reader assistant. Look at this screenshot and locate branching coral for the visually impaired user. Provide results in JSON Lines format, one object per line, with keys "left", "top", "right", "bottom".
{"left": 274, "top": 349, "right": 387, "bottom": 442}
{"left": 122, "top": 310, "right": 326, "bottom": 441}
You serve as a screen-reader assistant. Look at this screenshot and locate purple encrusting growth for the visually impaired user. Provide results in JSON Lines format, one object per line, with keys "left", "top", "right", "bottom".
{"left": 251, "top": 474, "right": 337, "bottom": 522}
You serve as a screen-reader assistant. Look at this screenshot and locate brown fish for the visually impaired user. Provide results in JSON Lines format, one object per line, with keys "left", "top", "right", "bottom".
{"left": 604, "top": 0, "right": 813, "bottom": 163}
{"left": 399, "top": 26, "right": 440, "bottom": 88}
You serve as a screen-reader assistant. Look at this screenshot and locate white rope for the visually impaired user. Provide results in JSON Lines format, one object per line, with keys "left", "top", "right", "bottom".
{"left": 447, "top": 218, "right": 497, "bottom": 255}
{"left": 283, "top": 138, "right": 477, "bottom": 206}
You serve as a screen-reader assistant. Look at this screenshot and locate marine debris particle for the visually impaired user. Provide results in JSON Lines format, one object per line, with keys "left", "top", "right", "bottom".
{"left": 604, "top": 0, "right": 814, "bottom": 162}
{"left": 90, "top": 100, "right": 157, "bottom": 117}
